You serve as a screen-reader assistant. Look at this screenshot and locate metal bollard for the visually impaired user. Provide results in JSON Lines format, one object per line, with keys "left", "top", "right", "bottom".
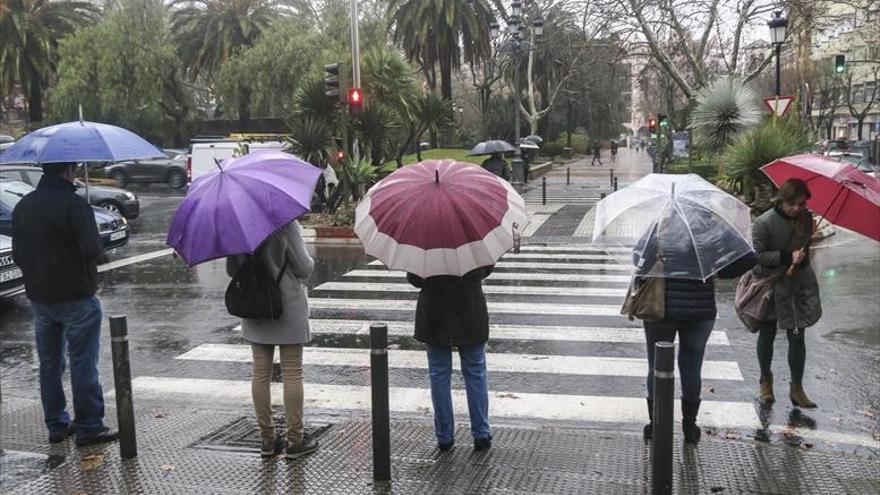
{"left": 566, "top": 167, "right": 571, "bottom": 185}
{"left": 652, "top": 342, "right": 675, "bottom": 495}
{"left": 610, "top": 168, "right": 614, "bottom": 186}
{"left": 613, "top": 177, "right": 619, "bottom": 191}
{"left": 370, "top": 323, "right": 391, "bottom": 482}
{"left": 542, "top": 177, "right": 547, "bottom": 205}
{"left": 109, "top": 316, "right": 137, "bottom": 458}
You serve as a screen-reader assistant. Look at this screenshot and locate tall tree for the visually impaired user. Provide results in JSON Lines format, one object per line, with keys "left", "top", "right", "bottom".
{"left": 170, "top": 0, "right": 278, "bottom": 123}
{"left": 0, "top": 0, "right": 99, "bottom": 123}
{"left": 388, "top": 0, "right": 494, "bottom": 100}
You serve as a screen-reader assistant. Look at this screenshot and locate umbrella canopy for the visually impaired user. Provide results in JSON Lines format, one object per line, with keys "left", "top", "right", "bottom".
{"left": 518, "top": 141, "right": 540, "bottom": 150}
{"left": 0, "top": 121, "right": 164, "bottom": 164}
{"left": 468, "top": 140, "right": 516, "bottom": 156}
{"left": 523, "top": 135, "right": 543, "bottom": 144}
{"left": 762, "top": 153, "right": 880, "bottom": 241}
{"left": 355, "top": 160, "right": 528, "bottom": 277}
{"left": 166, "top": 150, "right": 321, "bottom": 266}
{"left": 589, "top": 173, "right": 754, "bottom": 280}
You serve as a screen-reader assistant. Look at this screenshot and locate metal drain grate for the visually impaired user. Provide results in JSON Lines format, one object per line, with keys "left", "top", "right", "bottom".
{"left": 189, "top": 415, "right": 333, "bottom": 454}
{"left": 531, "top": 205, "right": 591, "bottom": 238}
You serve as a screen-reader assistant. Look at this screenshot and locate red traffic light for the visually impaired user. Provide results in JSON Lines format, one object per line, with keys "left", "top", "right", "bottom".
{"left": 648, "top": 118, "right": 657, "bottom": 128}
{"left": 348, "top": 87, "right": 363, "bottom": 117}
{"left": 335, "top": 150, "right": 345, "bottom": 161}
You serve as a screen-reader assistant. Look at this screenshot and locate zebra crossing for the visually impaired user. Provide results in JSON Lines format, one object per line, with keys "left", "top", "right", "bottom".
{"left": 126, "top": 245, "right": 761, "bottom": 429}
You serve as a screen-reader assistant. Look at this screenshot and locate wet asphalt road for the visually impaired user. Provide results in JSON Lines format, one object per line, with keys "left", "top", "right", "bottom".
{"left": 1, "top": 187, "right": 878, "bottom": 456}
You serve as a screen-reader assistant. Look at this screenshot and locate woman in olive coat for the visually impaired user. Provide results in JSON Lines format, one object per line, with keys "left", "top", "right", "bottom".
{"left": 751, "top": 179, "right": 822, "bottom": 408}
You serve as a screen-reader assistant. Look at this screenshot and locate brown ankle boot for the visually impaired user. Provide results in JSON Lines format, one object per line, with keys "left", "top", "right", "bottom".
{"left": 790, "top": 384, "right": 817, "bottom": 408}
{"left": 759, "top": 375, "right": 775, "bottom": 403}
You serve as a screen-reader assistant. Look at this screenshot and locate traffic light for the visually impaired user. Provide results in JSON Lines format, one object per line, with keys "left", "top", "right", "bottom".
{"left": 324, "top": 63, "right": 345, "bottom": 105}
{"left": 648, "top": 118, "right": 657, "bottom": 132}
{"left": 335, "top": 150, "right": 345, "bottom": 161}
{"left": 834, "top": 54, "right": 846, "bottom": 74}
{"left": 658, "top": 114, "right": 669, "bottom": 128}
{"left": 347, "top": 87, "right": 364, "bottom": 118}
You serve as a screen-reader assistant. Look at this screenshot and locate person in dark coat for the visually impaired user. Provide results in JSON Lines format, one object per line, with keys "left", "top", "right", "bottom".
{"left": 751, "top": 179, "right": 821, "bottom": 408}
{"left": 406, "top": 266, "right": 493, "bottom": 452}
{"left": 635, "top": 217, "right": 757, "bottom": 444}
{"left": 11, "top": 162, "right": 118, "bottom": 447}
{"left": 481, "top": 153, "right": 510, "bottom": 181}
{"left": 590, "top": 141, "right": 603, "bottom": 166}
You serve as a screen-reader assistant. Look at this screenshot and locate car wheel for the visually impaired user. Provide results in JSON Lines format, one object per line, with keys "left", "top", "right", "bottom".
{"left": 97, "top": 200, "right": 123, "bottom": 216}
{"left": 168, "top": 169, "right": 186, "bottom": 189}
{"left": 109, "top": 170, "right": 128, "bottom": 187}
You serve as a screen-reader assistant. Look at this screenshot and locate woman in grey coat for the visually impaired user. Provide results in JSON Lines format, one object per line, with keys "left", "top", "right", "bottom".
{"left": 226, "top": 221, "right": 318, "bottom": 458}
{"left": 752, "top": 179, "right": 822, "bottom": 408}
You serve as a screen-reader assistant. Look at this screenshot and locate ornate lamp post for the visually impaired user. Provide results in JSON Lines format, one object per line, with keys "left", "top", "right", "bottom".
{"left": 767, "top": 11, "right": 789, "bottom": 98}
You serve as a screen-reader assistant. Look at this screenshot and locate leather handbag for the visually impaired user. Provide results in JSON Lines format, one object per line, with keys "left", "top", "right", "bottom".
{"left": 621, "top": 274, "right": 665, "bottom": 322}
{"left": 734, "top": 270, "right": 777, "bottom": 332}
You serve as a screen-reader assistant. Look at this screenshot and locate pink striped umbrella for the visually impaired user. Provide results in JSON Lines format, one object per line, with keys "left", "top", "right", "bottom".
{"left": 762, "top": 153, "right": 880, "bottom": 242}
{"left": 355, "top": 160, "right": 528, "bottom": 277}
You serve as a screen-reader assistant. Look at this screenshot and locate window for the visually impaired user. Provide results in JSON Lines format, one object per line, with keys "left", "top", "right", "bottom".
{"left": 24, "top": 171, "right": 43, "bottom": 187}
{"left": 853, "top": 84, "right": 865, "bottom": 103}
{"left": 0, "top": 181, "right": 34, "bottom": 210}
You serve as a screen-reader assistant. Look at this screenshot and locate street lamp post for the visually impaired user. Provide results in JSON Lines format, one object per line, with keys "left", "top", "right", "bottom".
{"left": 768, "top": 11, "right": 788, "bottom": 98}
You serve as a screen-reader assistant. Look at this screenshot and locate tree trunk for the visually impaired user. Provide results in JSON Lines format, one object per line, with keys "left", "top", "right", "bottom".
{"left": 440, "top": 54, "right": 453, "bottom": 101}
{"left": 237, "top": 85, "right": 252, "bottom": 130}
{"left": 857, "top": 117, "right": 864, "bottom": 140}
{"left": 26, "top": 65, "right": 43, "bottom": 124}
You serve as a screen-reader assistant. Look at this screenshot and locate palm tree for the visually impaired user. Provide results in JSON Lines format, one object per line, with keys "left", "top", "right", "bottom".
{"left": 388, "top": 0, "right": 493, "bottom": 101}
{"left": 170, "top": 0, "right": 277, "bottom": 123}
{"left": 0, "top": 0, "right": 99, "bottom": 123}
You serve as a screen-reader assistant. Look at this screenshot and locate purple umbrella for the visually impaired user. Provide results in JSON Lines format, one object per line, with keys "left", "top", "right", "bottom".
{"left": 166, "top": 150, "right": 321, "bottom": 266}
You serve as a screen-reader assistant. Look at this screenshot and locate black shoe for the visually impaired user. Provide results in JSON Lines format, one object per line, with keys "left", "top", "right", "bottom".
{"left": 473, "top": 437, "right": 492, "bottom": 451}
{"left": 48, "top": 424, "right": 75, "bottom": 444}
{"left": 75, "top": 428, "right": 118, "bottom": 447}
{"left": 438, "top": 440, "right": 454, "bottom": 452}
{"left": 261, "top": 433, "right": 284, "bottom": 458}
{"left": 285, "top": 436, "right": 318, "bottom": 460}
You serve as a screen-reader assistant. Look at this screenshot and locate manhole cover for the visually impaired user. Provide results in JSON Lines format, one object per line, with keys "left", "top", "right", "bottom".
{"left": 190, "top": 415, "right": 333, "bottom": 454}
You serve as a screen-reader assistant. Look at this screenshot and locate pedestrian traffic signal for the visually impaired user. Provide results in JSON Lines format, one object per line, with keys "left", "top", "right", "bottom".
{"left": 658, "top": 114, "right": 669, "bottom": 128}
{"left": 834, "top": 54, "right": 846, "bottom": 74}
{"left": 348, "top": 87, "right": 364, "bottom": 118}
{"left": 335, "top": 150, "right": 345, "bottom": 161}
{"left": 324, "top": 63, "right": 345, "bottom": 105}
{"left": 648, "top": 118, "right": 657, "bottom": 131}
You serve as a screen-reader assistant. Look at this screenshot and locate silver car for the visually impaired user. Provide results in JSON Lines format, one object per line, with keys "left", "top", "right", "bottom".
{"left": 0, "top": 234, "right": 24, "bottom": 298}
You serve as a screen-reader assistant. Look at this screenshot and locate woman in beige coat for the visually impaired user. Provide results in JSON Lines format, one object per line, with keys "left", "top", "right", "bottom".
{"left": 227, "top": 221, "right": 316, "bottom": 459}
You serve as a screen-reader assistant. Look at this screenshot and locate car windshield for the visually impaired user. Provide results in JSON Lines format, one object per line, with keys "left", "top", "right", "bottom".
{"left": 0, "top": 180, "right": 34, "bottom": 209}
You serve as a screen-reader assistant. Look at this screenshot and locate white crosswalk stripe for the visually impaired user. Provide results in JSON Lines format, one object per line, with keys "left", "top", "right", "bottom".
{"left": 132, "top": 244, "right": 759, "bottom": 429}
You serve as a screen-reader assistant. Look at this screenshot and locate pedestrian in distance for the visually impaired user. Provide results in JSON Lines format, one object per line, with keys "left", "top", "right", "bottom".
{"left": 610, "top": 140, "right": 619, "bottom": 163}
{"left": 634, "top": 221, "right": 757, "bottom": 444}
{"left": 481, "top": 152, "right": 511, "bottom": 181}
{"left": 406, "top": 266, "right": 494, "bottom": 452}
{"left": 226, "top": 221, "right": 319, "bottom": 459}
{"left": 590, "top": 141, "right": 603, "bottom": 166}
{"left": 751, "top": 179, "right": 822, "bottom": 408}
{"left": 11, "top": 162, "right": 119, "bottom": 447}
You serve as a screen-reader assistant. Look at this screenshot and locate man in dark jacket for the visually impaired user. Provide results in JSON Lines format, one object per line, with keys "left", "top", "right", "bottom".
{"left": 481, "top": 153, "right": 510, "bottom": 181}
{"left": 12, "top": 162, "right": 118, "bottom": 447}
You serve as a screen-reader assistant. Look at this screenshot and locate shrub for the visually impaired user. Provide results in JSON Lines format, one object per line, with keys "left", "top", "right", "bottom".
{"left": 690, "top": 78, "right": 762, "bottom": 154}
{"left": 541, "top": 142, "right": 565, "bottom": 158}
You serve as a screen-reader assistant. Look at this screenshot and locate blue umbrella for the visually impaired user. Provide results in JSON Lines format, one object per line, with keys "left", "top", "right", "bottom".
{"left": 0, "top": 120, "right": 163, "bottom": 164}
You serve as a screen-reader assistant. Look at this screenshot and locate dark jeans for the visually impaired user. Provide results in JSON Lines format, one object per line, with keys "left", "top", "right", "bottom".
{"left": 31, "top": 296, "right": 106, "bottom": 437}
{"left": 756, "top": 321, "right": 806, "bottom": 385}
{"left": 426, "top": 344, "right": 491, "bottom": 443}
{"left": 644, "top": 319, "right": 714, "bottom": 402}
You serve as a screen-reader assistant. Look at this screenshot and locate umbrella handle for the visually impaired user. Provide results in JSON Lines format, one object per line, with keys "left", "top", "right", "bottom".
{"left": 786, "top": 264, "right": 796, "bottom": 277}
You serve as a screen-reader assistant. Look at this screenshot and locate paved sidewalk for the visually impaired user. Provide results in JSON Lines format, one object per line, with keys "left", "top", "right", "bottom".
{"left": 3, "top": 396, "right": 878, "bottom": 494}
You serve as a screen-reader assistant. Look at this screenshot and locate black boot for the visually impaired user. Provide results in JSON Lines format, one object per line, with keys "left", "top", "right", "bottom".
{"left": 681, "top": 400, "right": 701, "bottom": 444}
{"left": 643, "top": 399, "right": 653, "bottom": 442}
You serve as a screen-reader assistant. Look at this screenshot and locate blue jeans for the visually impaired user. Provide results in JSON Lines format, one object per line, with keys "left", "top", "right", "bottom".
{"left": 426, "top": 344, "right": 491, "bottom": 443}
{"left": 31, "top": 296, "right": 106, "bottom": 437}
{"left": 644, "top": 319, "right": 714, "bottom": 402}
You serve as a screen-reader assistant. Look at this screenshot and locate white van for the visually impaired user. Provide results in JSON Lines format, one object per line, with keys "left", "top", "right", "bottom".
{"left": 187, "top": 139, "right": 286, "bottom": 187}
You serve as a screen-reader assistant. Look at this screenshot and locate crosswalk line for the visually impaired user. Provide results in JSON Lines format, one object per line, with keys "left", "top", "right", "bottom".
{"left": 518, "top": 246, "right": 630, "bottom": 254}
{"left": 309, "top": 298, "right": 623, "bottom": 316}
{"left": 177, "top": 344, "right": 743, "bottom": 380}
{"left": 126, "top": 377, "right": 759, "bottom": 428}
{"left": 312, "top": 282, "right": 627, "bottom": 298}
{"left": 302, "top": 319, "right": 729, "bottom": 346}
{"left": 367, "top": 260, "right": 631, "bottom": 272}
{"left": 343, "top": 270, "right": 632, "bottom": 284}
{"left": 501, "top": 253, "right": 617, "bottom": 261}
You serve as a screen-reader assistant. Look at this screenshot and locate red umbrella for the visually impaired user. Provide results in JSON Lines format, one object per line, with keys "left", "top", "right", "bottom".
{"left": 762, "top": 153, "right": 880, "bottom": 241}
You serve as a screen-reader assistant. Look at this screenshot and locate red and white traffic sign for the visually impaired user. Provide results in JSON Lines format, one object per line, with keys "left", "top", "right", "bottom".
{"left": 763, "top": 96, "right": 795, "bottom": 116}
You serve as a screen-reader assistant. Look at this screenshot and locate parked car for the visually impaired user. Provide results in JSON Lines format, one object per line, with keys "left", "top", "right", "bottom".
{"left": 105, "top": 150, "right": 188, "bottom": 190}
{"left": 0, "top": 233, "right": 25, "bottom": 298}
{"left": 828, "top": 152, "right": 878, "bottom": 178}
{"left": 188, "top": 139, "right": 285, "bottom": 187}
{"left": 0, "top": 135, "right": 14, "bottom": 153}
{"left": 0, "top": 164, "right": 140, "bottom": 219}
{"left": 0, "top": 179, "right": 130, "bottom": 250}
{"left": 819, "top": 139, "right": 850, "bottom": 152}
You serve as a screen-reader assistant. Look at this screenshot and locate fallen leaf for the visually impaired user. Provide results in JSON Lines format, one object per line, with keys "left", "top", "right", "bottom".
{"left": 528, "top": 356, "right": 550, "bottom": 360}
{"left": 155, "top": 412, "right": 168, "bottom": 419}
{"left": 830, "top": 416, "right": 843, "bottom": 423}
{"left": 80, "top": 454, "right": 104, "bottom": 471}
{"left": 161, "top": 464, "right": 175, "bottom": 473}
{"left": 703, "top": 386, "right": 716, "bottom": 394}
{"left": 724, "top": 431, "right": 741, "bottom": 440}
{"left": 782, "top": 426, "right": 797, "bottom": 438}
{"left": 857, "top": 409, "right": 876, "bottom": 419}
{"left": 496, "top": 393, "right": 520, "bottom": 399}
{"left": 417, "top": 406, "right": 430, "bottom": 414}
{"left": 803, "top": 443, "right": 814, "bottom": 449}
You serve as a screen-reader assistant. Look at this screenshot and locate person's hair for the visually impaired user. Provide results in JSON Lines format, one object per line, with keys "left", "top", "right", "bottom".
{"left": 42, "top": 162, "right": 77, "bottom": 177}
{"left": 774, "top": 178, "right": 812, "bottom": 205}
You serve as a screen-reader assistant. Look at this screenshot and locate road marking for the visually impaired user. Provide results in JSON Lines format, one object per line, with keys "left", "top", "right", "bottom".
{"left": 313, "top": 282, "right": 627, "bottom": 298}
{"left": 518, "top": 245, "right": 631, "bottom": 254}
{"left": 367, "top": 260, "right": 630, "bottom": 272}
{"left": 97, "top": 248, "right": 175, "bottom": 273}
{"left": 522, "top": 214, "right": 551, "bottom": 236}
{"left": 125, "top": 377, "right": 759, "bottom": 428}
{"left": 176, "top": 343, "right": 743, "bottom": 380}
{"left": 343, "top": 270, "right": 632, "bottom": 284}
{"left": 501, "top": 253, "right": 616, "bottom": 261}
{"left": 309, "top": 298, "right": 623, "bottom": 316}
{"left": 245, "top": 319, "right": 730, "bottom": 345}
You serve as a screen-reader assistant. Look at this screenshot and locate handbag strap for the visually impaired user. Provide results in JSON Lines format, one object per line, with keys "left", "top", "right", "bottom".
{"left": 275, "top": 256, "right": 289, "bottom": 285}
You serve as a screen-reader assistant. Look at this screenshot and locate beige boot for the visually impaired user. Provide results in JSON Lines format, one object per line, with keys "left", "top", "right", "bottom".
{"left": 790, "top": 384, "right": 817, "bottom": 409}
{"left": 759, "top": 375, "right": 775, "bottom": 403}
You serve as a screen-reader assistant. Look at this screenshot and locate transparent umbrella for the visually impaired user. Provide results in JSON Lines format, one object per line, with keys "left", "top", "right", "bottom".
{"left": 586, "top": 174, "right": 754, "bottom": 280}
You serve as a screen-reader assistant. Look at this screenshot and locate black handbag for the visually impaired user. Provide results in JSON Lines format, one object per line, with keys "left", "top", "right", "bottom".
{"left": 225, "top": 249, "right": 289, "bottom": 320}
